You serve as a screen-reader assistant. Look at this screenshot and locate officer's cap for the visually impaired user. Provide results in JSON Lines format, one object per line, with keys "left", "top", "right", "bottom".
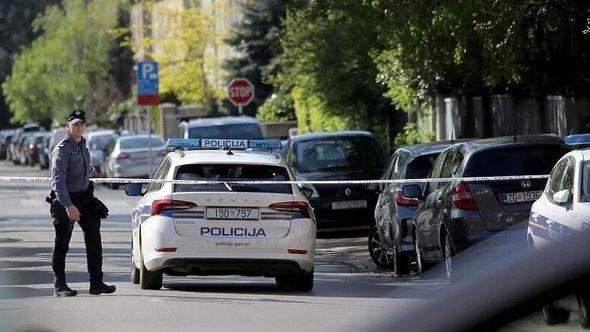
{"left": 67, "top": 110, "right": 86, "bottom": 125}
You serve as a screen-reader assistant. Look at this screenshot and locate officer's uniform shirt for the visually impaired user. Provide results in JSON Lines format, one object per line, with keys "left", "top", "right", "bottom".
{"left": 51, "top": 134, "right": 91, "bottom": 207}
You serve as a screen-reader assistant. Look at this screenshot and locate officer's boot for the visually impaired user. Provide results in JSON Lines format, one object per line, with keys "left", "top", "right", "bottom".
{"left": 54, "top": 284, "right": 78, "bottom": 297}
{"left": 89, "top": 282, "right": 116, "bottom": 295}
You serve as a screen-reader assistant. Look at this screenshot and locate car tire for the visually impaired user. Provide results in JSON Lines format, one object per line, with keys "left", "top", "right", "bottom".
{"left": 578, "top": 294, "right": 590, "bottom": 328}
{"left": 393, "top": 249, "right": 411, "bottom": 277}
{"left": 139, "top": 252, "right": 162, "bottom": 290}
{"left": 368, "top": 226, "right": 393, "bottom": 268}
{"left": 130, "top": 241, "right": 140, "bottom": 285}
{"left": 414, "top": 231, "right": 433, "bottom": 275}
{"left": 442, "top": 233, "right": 454, "bottom": 279}
{"left": 543, "top": 303, "right": 570, "bottom": 325}
{"left": 275, "top": 268, "right": 314, "bottom": 292}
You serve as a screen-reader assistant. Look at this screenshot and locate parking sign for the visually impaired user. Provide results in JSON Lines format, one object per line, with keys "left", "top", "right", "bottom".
{"left": 137, "top": 61, "right": 159, "bottom": 105}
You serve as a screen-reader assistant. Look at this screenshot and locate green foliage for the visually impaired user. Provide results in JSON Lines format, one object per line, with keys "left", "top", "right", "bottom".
{"left": 256, "top": 91, "right": 295, "bottom": 122}
{"left": 393, "top": 123, "right": 435, "bottom": 148}
{"left": 2, "top": 0, "right": 129, "bottom": 126}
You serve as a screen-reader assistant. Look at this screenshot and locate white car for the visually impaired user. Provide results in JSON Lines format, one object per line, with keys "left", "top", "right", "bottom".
{"left": 125, "top": 139, "right": 316, "bottom": 291}
{"left": 528, "top": 149, "right": 590, "bottom": 248}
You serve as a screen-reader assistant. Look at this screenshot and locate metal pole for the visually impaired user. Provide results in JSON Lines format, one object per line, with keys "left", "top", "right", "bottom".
{"left": 239, "top": 105, "right": 243, "bottom": 115}
{"left": 147, "top": 106, "right": 152, "bottom": 178}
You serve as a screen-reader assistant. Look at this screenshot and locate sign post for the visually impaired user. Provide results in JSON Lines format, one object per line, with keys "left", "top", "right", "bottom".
{"left": 137, "top": 61, "right": 159, "bottom": 178}
{"left": 227, "top": 78, "right": 254, "bottom": 114}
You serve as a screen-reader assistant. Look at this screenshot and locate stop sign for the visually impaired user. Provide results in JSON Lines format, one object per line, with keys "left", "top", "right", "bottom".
{"left": 227, "top": 78, "right": 254, "bottom": 106}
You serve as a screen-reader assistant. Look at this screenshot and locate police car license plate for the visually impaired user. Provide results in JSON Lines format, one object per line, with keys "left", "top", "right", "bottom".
{"left": 206, "top": 207, "right": 259, "bottom": 220}
{"left": 332, "top": 200, "right": 368, "bottom": 210}
{"left": 502, "top": 191, "right": 542, "bottom": 204}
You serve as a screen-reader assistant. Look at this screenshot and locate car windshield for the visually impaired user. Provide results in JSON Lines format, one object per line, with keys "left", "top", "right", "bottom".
{"left": 119, "top": 137, "right": 164, "bottom": 149}
{"left": 88, "top": 134, "right": 114, "bottom": 150}
{"left": 580, "top": 161, "right": 590, "bottom": 202}
{"left": 173, "top": 164, "right": 292, "bottom": 194}
{"left": 464, "top": 145, "right": 569, "bottom": 177}
{"left": 295, "top": 136, "right": 382, "bottom": 173}
{"left": 187, "top": 123, "right": 263, "bottom": 139}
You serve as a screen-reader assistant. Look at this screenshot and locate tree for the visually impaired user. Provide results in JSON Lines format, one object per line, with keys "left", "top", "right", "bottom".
{"left": 223, "top": 0, "right": 291, "bottom": 118}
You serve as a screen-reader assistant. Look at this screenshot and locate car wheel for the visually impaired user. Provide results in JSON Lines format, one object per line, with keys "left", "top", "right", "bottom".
{"left": 393, "top": 249, "right": 411, "bottom": 277}
{"left": 130, "top": 240, "right": 140, "bottom": 285}
{"left": 275, "top": 268, "right": 314, "bottom": 292}
{"left": 368, "top": 226, "right": 392, "bottom": 268}
{"left": 578, "top": 294, "right": 590, "bottom": 328}
{"left": 139, "top": 251, "right": 162, "bottom": 290}
{"left": 442, "top": 233, "right": 454, "bottom": 279}
{"left": 542, "top": 303, "right": 570, "bottom": 325}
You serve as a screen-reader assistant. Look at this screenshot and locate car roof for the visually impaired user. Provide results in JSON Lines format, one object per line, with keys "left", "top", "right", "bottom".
{"left": 457, "top": 134, "right": 565, "bottom": 153}
{"left": 289, "top": 130, "right": 374, "bottom": 142}
{"left": 87, "top": 130, "right": 115, "bottom": 137}
{"left": 167, "top": 149, "right": 285, "bottom": 167}
{"left": 182, "top": 116, "right": 260, "bottom": 128}
{"left": 397, "top": 139, "right": 472, "bottom": 156}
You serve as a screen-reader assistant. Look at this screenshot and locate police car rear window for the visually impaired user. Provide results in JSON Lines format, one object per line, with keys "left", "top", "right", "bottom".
{"left": 174, "top": 164, "right": 292, "bottom": 194}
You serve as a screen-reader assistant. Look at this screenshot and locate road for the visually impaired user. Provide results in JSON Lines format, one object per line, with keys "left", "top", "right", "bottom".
{"left": 0, "top": 160, "right": 440, "bottom": 332}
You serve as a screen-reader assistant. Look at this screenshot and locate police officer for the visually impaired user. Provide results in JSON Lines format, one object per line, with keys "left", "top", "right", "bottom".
{"left": 51, "top": 110, "right": 115, "bottom": 297}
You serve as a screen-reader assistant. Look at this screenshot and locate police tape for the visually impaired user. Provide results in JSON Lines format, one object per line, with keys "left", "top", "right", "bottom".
{"left": 0, "top": 174, "right": 550, "bottom": 185}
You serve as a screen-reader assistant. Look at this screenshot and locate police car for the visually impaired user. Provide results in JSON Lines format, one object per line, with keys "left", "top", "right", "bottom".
{"left": 124, "top": 138, "right": 316, "bottom": 291}
{"left": 528, "top": 148, "right": 590, "bottom": 247}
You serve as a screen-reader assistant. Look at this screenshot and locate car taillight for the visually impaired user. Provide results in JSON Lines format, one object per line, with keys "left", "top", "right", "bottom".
{"left": 151, "top": 199, "right": 196, "bottom": 216}
{"left": 115, "top": 153, "right": 130, "bottom": 160}
{"left": 269, "top": 201, "right": 312, "bottom": 219}
{"left": 451, "top": 183, "right": 477, "bottom": 211}
{"left": 394, "top": 189, "right": 419, "bottom": 207}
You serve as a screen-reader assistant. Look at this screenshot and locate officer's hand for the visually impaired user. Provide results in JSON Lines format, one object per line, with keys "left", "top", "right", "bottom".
{"left": 66, "top": 205, "right": 81, "bottom": 222}
{"left": 90, "top": 167, "right": 98, "bottom": 178}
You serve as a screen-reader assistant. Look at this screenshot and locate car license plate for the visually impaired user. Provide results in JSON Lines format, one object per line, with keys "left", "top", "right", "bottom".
{"left": 501, "top": 191, "right": 543, "bottom": 204}
{"left": 332, "top": 200, "right": 368, "bottom": 210}
{"left": 206, "top": 207, "right": 259, "bottom": 220}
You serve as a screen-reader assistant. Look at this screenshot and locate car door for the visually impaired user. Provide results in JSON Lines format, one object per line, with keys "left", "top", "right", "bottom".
{"left": 415, "top": 149, "right": 450, "bottom": 256}
{"left": 375, "top": 152, "right": 399, "bottom": 243}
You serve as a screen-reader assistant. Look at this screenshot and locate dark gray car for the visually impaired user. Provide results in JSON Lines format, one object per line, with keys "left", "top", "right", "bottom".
{"left": 409, "top": 134, "right": 570, "bottom": 278}
{"left": 370, "top": 140, "right": 460, "bottom": 272}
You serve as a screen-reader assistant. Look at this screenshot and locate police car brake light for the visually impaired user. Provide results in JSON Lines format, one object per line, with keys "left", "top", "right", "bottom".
{"left": 166, "top": 138, "right": 282, "bottom": 150}
{"left": 269, "top": 201, "right": 312, "bottom": 219}
{"left": 151, "top": 199, "right": 197, "bottom": 216}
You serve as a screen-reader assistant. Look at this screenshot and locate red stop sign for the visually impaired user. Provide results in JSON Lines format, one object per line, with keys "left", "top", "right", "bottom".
{"left": 227, "top": 78, "right": 254, "bottom": 106}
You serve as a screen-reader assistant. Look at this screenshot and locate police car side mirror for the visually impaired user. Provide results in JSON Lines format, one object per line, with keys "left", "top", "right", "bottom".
{"left": 299, "top": 185, "right": 314, "bottom": 200}
{"left": 124, "top": 183, "right": 143, "bottom": 197}
{"left": 553, "top": 189, "right": 572, "bottom": 205}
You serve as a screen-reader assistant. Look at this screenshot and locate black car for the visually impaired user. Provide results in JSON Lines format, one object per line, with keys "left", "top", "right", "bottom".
{"left": 0, "top": 129, "right": 15, "bottom": 160}
{"left": 370, "top": 140, "right": 464, "bottom": 271}
{"left": 38, "top": 134, "right": 52, "bottom": 170}
{"left": 408, "top": 134, "right": 570, "bottom": 277}
{"left": 284, "top": 131, "right": 385, "bottom": 230}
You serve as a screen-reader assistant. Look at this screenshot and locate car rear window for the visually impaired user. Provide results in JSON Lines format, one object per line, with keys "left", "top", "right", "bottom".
{"left": 294, "top": 136, "right": 383, "bottom": 173}
{"left": 464, "top": 144, "right": 570, "bottom": 177}
{"left": 405, "top": 153, "right": 439, "bottom": 179}
{"left": 581, "top": 161, "right": 590, "bottom": 202}
{"left": 173, "top": 164, "right": 292, "bottom": 194}
{"left": 119, "top": 137, "right": 164, "bottom": 149}
{"left": 188, "top": 123, "right": 263, "bottom": 140}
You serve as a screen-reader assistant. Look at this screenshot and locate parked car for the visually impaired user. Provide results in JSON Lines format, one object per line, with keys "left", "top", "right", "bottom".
{"left": 409, "top": 134, "right": 570, "bottom": 278}
{"left": 0, "top": 129, "right": 16, "bottom": 160}
{"left": 179, "top": 116, "right": 264, "bottom": 140}
{"left": 23, "top": 133, "right": 47, "bottom": 166}
{"left": 86, "top": 130, "right": 116, "bottom": 176}
{"left": 370, "top": 140, "right": 462, "bottom": 271}
{"left": 103, "top": 134, "right": 167, "bottom": 189}
{"left": 9, "top": 123, "right": 40, "bottom": 164}
{"left": 16, "top": 132, "right": 39, "bottom": 165}
{"left": 283, "top": 131, "right": 386, "bottom": 230}
{"left": 38, "top": 134, "right": 52, "bottom": 170}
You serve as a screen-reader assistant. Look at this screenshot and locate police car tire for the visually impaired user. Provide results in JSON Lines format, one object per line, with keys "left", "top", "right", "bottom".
{"left": 577, "top": 294, "right": 590, "bottom": 328}
{"left": 276, "top": 268, "right": 314, "bottom": 292}
{"left": 130, "top": 242, "right": 140, "bottom": 284}
{"left": 140, "top": 252, "right": 162, "bottom": 290}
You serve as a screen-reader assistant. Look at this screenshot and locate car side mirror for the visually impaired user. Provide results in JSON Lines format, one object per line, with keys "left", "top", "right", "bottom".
{"left": 124, "top": 183, "right": 144, "bottom": 197}
{"left": 402, "top": 184, "right": 423, "bottom": 200}
{"left": 553, "top": 189, "right": 572, "bottom": 205}
{"left": 299, "top": 184, "right": 314, "bottom": 200}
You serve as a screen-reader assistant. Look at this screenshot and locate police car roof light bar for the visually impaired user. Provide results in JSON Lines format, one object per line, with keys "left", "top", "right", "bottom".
{"left": 166, "top": 138, "right": 282, "bottom": 151}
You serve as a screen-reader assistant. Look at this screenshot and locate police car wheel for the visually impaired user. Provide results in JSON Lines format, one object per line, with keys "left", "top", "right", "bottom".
{"left": 578, "top": 294, "right": 590, "bottom": 328}
{"left": 275, "top": 268, "right": 314, "bottom": 292}
{"left": 139, "top": 252, "right": 162, "bottom": 290}
{"left": 130, "top": 242, "right": 140, "bottom": 284}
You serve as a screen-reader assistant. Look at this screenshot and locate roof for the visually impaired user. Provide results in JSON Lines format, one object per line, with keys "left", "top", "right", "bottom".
{"left": 289, "top": 130, "right": 374, "bottom": 142}
{"left": 181, "top": 116, "right": 260, "bottom": 128}
{"left": 459, "top": 134, "right": 564, "bottom": 152}
{"left": 167, "top": 149, "right": 285, "bottom": 167}
{"left": 397, "top": 139, "right": 472, "bottom": 156}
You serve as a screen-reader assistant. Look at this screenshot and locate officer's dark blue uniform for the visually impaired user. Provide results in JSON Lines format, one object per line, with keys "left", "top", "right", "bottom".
{"left": 50, "top": 110, "right": 115, "bottom": 297}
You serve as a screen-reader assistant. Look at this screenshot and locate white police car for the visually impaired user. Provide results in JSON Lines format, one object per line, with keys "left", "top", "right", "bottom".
{"left": 528, "top": 148, "right": 590, "bottom": 248}
{"left": 125, "top": 139, "right": 316, "bottom": 291}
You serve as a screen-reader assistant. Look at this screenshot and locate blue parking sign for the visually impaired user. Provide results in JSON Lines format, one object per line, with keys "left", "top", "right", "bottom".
{"left": 137, "top": 61, "right": 159, "bottom": 105}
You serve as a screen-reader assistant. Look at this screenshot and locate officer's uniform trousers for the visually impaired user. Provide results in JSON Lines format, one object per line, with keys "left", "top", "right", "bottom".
{"left": 52, "top": 190, "right": 103, "bottom": 287}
